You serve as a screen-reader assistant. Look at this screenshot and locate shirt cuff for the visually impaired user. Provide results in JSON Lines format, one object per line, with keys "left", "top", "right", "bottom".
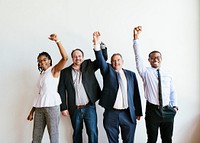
{"left": 93, "top": 43, "right": 101, "bottom": 51}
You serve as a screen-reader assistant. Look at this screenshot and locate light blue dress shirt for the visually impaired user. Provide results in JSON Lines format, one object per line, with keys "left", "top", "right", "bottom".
{"left": 133, "top": 40, "right": 177, "bottom": 107}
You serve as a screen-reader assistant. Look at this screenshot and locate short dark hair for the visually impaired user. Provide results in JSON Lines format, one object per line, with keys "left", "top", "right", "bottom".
{"left": 111, "top": 53, "right": 123, "bottom": 62}
{"left": 71, "top": 48, "right": 84, "bottom": 58}
{"left": 149, "top": 50, "right": 162, "bottom": 58}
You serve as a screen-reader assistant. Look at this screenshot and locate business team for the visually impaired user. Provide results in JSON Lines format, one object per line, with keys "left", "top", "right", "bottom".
{"left": 28, "top": 26, "right": 177, "bottom": 143}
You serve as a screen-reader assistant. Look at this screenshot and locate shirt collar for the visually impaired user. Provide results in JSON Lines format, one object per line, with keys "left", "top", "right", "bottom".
{"left": 43, "top": 66, "right": 52, "bottom": 74}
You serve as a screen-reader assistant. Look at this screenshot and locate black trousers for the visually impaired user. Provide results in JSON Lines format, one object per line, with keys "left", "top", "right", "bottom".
{"left": 145, "top": 101, "right": 176, "bottom": 143}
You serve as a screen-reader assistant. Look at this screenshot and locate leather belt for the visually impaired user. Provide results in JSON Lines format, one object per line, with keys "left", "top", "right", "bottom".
{"left": 147, "top": 101, "right": 168, "bottom": 109}
{"left": 113, "top": 108, "right": 128, "bottom": 111}
{"left": 76, "top": 102, "right": 90, "bottom": 109}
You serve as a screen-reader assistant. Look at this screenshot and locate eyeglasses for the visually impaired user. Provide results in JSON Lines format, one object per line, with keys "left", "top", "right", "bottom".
{"left": 149, "top": 56, "right": 161, "bottom": 61}
{"left": 38, "top": 58, "right": 48, "bottom": 63}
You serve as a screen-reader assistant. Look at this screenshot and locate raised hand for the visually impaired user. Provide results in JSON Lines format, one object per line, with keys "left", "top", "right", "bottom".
{"left": 133, "top": 26, "right": 142, "bottom": 40}
{"left": 93, "top": 31, "right": 101, "bottom": 45}
{"left": 48, "top": 33, "right": 59, "bottom": 42}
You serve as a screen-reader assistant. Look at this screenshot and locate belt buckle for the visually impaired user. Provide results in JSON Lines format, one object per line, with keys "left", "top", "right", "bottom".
{"left": 76, "top": 103, "right": 90, "bottom": 109}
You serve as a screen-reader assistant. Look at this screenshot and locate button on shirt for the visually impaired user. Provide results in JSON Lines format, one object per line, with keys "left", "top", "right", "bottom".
{"left": 133, "top": 40, "right": 177, "bottom": 107}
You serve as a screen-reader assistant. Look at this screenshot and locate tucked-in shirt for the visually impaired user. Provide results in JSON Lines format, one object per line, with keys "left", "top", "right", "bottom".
{"left": 72, "top": 68, "right": 89, "bottom": 106}
{"left": 33, "top": 67, "right": 61, "bottom": 107}
{"left": 133, "top": 40, "right": 177, "bottom": 107}
{"left": 113, "top": 69, "right": 128, "bottom": 109}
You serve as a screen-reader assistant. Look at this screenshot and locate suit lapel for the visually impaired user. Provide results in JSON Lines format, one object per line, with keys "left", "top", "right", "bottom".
{"left": 66, "top": 65, "right": 74, "bottom": 88}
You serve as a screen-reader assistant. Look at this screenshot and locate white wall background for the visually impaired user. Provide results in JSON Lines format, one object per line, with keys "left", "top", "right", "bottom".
{"left": 0, "top": 0, "right": 199, "bottom": 143}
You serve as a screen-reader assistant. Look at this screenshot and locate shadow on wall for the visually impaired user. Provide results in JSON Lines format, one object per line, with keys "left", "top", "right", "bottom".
{"left": 188, "top": 115, "right": 200, "bottom": 143}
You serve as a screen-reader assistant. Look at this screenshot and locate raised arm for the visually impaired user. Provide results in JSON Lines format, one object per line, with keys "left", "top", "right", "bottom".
{"left": 133, "top": 26, "right": 147, "bottom": 78}
{"left": 48, "top": 34, "right": 68, "bottom": 77}
{"left": 92, "top": 31, "right": 108, "bottom": 60}
{"left": 93, "top": 31, "right": 101, "bottom": 46}
{"left": 133, "top": 26, "right": 142, "bottom": 40}
{"left": 100, "top": 42, "right": 108, "bottom": 61}
{"left": 93, "top": 31, "right": 108, "bottom": 75}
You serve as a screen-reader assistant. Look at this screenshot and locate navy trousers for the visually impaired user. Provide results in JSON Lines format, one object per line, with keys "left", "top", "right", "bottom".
{"left": 103, "top": 109, "right": 136, "bottom": 143}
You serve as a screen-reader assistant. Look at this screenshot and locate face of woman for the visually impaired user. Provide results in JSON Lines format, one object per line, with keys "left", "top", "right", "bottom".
{"left": 37, "top": 55, "right": 51, "bottom": 71}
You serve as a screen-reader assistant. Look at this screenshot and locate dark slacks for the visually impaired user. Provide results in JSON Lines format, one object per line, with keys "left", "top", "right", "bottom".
{"left": 103, "top": 109, "right": 136, "bottom": 143}
{"left": 145, "top": 101, "right": 176, "bottom": 143}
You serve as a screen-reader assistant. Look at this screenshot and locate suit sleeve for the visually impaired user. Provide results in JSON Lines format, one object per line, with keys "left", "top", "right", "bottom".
{"left": 58, "top": 70, "right": 67, "bottom": 111}
{"left": 94, "top": 49, "right": 109, "bottom": 76}
{"left": 101, "top": 42, "right": 108, "bottom": 61}
{"left": 93, "top": 42, "right": 108, "bottom": 71}
{"left": 133, "top": 73, "right": 143, "bottom": 116}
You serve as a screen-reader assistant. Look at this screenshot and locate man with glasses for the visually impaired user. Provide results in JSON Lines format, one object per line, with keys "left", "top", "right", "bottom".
{"left": 132, "top": 26, "right": 178, "bottom": 143}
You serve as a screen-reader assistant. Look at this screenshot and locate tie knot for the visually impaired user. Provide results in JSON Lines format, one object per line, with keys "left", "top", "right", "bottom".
{"left": 116, "top": 72, "right": 120, "bottom": 79}
{"left": 157, "top": 69, "right": 160, "bottom": 75}
{"left": 116, "top": 71, "right": 121, "bottom": 76}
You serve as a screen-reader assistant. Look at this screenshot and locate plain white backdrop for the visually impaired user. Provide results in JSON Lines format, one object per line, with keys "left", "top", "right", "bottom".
{"left": 0, "top": 0, "right": 199, "bottom": 142}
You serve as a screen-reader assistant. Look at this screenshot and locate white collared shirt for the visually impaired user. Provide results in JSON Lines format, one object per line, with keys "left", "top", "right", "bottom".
{"left": 113, "top": 69, "right": 129, "bottom": 109}
{"left": 133, "top": 40, "right": 177, "bottom": 107}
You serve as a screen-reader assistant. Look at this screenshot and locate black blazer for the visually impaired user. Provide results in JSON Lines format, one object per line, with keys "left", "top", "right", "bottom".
{"left": 94, "top": 50, "right": 142, "bottom": 122}
{"left": 58, "top": 47, "right": 107, "bottom": 116}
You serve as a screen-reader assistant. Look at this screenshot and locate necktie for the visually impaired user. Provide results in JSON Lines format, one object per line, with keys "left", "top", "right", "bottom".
{"left": 117, "top": 72, "right": 128, "bottom": 108}
{"left": 157, "top": 69, "right": 163, "bottom": 107}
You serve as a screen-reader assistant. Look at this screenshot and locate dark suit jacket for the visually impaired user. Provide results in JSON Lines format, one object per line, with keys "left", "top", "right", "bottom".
{"left": 94, "top": 50, "right": 142, "bottom": 122}
{"left": 58, "top": 47, "right": 107, "bottom": 116}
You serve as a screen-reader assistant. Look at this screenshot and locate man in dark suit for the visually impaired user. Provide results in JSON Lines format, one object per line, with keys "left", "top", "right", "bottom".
{"left": 93, "top": 31, "right": 143, "bottom": 143}
{"left": 58, "top": 44, "right": 107, "bottom": 143}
